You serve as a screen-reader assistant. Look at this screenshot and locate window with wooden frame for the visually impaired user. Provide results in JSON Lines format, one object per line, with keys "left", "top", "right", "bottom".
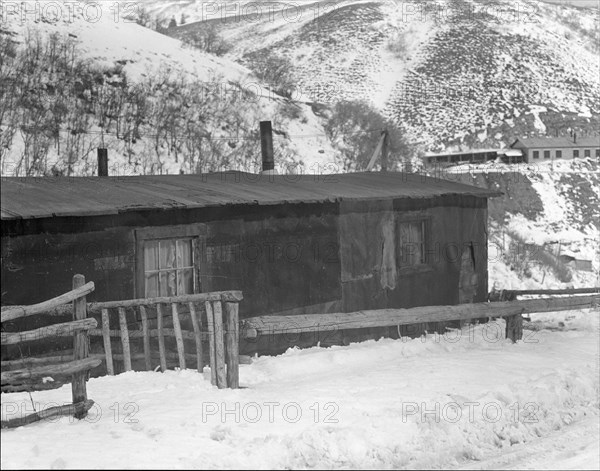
{"left": 396, "top": 218, "right": 430, "bottom": 268}
{"left": 135, "top": 224, "right": 207, "bottom": 298}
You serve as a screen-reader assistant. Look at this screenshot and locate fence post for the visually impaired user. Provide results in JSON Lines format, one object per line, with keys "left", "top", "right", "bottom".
{"left": 506, "top": 314, "right": 523, "bottom": 343}
{"left": 225, "top": 302, "right": 240, "bottom": 389}
{"left": 205, "top": 301, "right": 218, "bottom": 386}
{"left": 118, "top": 307, "right": 132, "bottom": 372}
{"left": 212, "top": 301, "right": 227, "bottom": 389}
{"left": 101, "top": 309, "right": 114, "bottom": 375}
{"left": 171, "top": 303, "right": 186, "bottom": 370}
{"left": 188, "top": 302, "right": 204, "bottom": 373}
{"left": 72, "top": 274, "right": 89, "bottom": 419}
{"left": 156, "top": 303, "right": 167, "bottom": 372}
{"left": 139, "top": 306, "right": 152, "bottom": 371}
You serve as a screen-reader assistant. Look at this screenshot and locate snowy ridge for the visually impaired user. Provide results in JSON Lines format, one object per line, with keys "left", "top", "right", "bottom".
{"left": 165, "top": 0, "right": 600, "bottom": 153}
{"left": 2, "top": 0, "right": 598, "bottom": 174}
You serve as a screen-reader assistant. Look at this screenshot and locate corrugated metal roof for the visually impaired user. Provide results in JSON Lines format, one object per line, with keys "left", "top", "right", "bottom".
{"left": 1, "top": 171, "right": 501, "bottom": 220}
{"left": 512, "top": 137, "right": 600, "bottom": 149}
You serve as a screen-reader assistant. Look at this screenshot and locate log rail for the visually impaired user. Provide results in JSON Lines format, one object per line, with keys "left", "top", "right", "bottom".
{"left": 1, "top": 275, "right": 97, "bottom": 428}
{"left": 241, "top": 294, "right": 600, "bottom": 343}
{"left": 2, "top": 292, "right": 243, "bottom": 390}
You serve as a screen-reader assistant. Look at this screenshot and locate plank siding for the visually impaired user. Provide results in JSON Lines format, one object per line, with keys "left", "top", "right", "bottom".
{"left": 2, "top": 195, "right": 491, "bottom": 362}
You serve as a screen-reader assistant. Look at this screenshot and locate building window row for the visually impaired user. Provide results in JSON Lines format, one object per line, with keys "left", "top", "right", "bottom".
{"left": 532, "top": 148, "right": 599, "bottom": 159}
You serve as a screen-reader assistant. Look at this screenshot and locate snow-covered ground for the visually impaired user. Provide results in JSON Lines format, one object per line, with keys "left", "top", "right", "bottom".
{"left": 2, "top": 310, "right": 598, "bottom": 469}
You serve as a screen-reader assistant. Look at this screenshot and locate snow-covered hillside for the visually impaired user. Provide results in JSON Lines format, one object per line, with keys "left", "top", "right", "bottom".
{"left": 165, "top": 0, "right": 600, "bottom": 153}
{"left": 1, "top": 312, "right": 598, "bottom": 468}
{"left": 0, "top": 1, "right": 338, "bottom": 176}
{"left": 441, "top": 158, "right": 600, "bottom": 290}
{"left": 2, "top": 0, "right": 598, "bottom": 174}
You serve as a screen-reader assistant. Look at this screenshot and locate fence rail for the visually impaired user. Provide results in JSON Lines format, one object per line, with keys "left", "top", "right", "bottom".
{"left": 1, "top": 274, "right": 97, "bottom": 429}
{"left": 1, "top": 282, "right": 95, "bottom": 322}
{"left": 1, "top": 289, "right": 243, "bottom": 390}
{"left": 489, "top": 287, "right": 600, "bottom": 301}
{"left": 242, "top": 294, "right": 600, "bottom": 343}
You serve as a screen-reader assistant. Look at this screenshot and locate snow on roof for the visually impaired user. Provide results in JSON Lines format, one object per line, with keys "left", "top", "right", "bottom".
{"left": 512, "top": 137, "right": 600, "bottom": 149}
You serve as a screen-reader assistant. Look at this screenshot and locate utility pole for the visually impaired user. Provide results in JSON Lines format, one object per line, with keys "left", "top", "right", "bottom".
{"left": 97, "top": 148, "right": 108, "bottom": 177}
{"left": 260, "top": 121, "right": 275, "bottom": 174}
{"left": 381, "top": 129, "right": 389, "bottom": 172}
{"left": 366, "top": 129, "right": 389, "bottom": 172}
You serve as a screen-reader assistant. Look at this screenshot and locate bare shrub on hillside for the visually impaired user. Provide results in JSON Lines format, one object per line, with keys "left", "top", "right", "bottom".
{"left": 133, "top": 6, "right": 155, "bottom": 28}
{"left": 181, "top": 24, "right": 232, "bottom": 57}
{"left": 277, "top": 101, "right": 304, "bottom": 122}
{"left": 325, "top": 100, "right": 413, "bottom": 172}
{"left": 506, "top": 230, "right": 573, "bottom": 282}
{"left": 252, "top": 55, "right": 296, "bottom": 99}
{"left": 1, "top": 30, "right": 279, "bottom": 176}
{"left": 0, "top": 35, "right": 19, "bottom": 166}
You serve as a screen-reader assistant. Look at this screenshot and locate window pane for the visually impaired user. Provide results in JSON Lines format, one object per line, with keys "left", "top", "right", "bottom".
{"left": 144, "top": 240, "right": 159, "bottom": 271}
{"left": 145, "top": 273, "right": 159, "bottom": 298}
{"left": 409, "top": 222, "right": 421, "bottom": 243}
{"left": 144, "top": 237, "right": 198, "bottom": 298}
{"left": 159, "top": 271, "right": 177, "bottom": 297}
{"left": 408, "top": 244, "right": 420, "bottom": 266}
{"left": 178, "top": 269, "right": 194, "bottom": 295}
{"left": 398, "top": 222, "right": 424, "bottom": 266}
{"left": 159, "top": 272, "right": 167, "bottom": 296}
{"left": 159, "top": 240, "right": 176, "bottom": 270}
{"left": 177, "top": 239, "right": 193, "bottom": 268}
{"left": 398, "top": 223, "right": 410, "bottom": 265}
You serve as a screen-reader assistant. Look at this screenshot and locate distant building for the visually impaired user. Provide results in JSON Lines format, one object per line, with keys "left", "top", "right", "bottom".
{"left": 558, "top": 253, "right": 594, "bottom": 273}
{"left": 510, "top": 136, "right": 600, "bottom": 163}
{"left": 422, "top": 135, "right": 600, "bottom": 167}
{"left": 422, "top": 148, "right": 524, "bottom": 166}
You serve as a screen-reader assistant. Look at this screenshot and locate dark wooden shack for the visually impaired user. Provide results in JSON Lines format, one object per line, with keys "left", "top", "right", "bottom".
{"left": 1, "top": 172, "right": 499, "bottom": 356}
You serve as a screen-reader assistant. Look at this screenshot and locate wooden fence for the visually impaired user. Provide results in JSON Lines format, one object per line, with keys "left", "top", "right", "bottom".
{"left": 1, "top": 274, "right": 99, "bottom": 429}
{"left": 2, "top": 287, "right": 243, "bottom": 389}
{"left": 488, "top": 287, "right": 600, "bottom": 301}
{"left": 86, "top": 291, "right": 242, "bottom": 389}
{"left": 241, "top": 293, "right": 600, "bottom": 343}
